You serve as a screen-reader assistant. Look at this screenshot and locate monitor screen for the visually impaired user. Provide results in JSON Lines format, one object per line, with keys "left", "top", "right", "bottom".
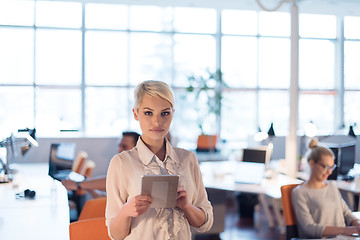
{"left": 326, "top": 143, "right": 356, "bottom": 179}
{"left": 242, "top": 148, "right": 267, "bottom": 164}
{"left": 338, "top": 144, "right": 355, "bottom": 176}
{"left": 56, "top": 143, "right": 76, "bottom": 161}
{"left": 328, "top": 147, "right": 339, "bottom": 180}
{"left": 48, "top": 143, "right": 76, "bottom": 174}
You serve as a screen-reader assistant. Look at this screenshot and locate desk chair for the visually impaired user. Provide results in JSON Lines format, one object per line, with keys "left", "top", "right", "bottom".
{"left": 69, "top": 217, "right": 110, "bottom": 240}
{"left": 281, "top": 184, "right": 299, "bottom": 240}
{"left": 69, "top": 158, "right": 96, "bottom": 220}
{"left": 75, "top": 159, "right": 96, "bottom": 196}
{"left": 78, "top": 197, "right": 107, "bottom": 221}
{"left": 72, "top": 151, "right": 88, "bottom": 174}
{"left": 79, "top": 159, "right": 96, "bottom": 178}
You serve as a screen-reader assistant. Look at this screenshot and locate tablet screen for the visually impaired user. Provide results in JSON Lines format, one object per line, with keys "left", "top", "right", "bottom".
{"left": 141, "top": 175, "right": 179, "bottom": 208}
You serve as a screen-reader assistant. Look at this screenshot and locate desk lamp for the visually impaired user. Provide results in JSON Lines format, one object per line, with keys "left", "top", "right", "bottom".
{"left": 267, "top": 122, "right": 276, "bottom": 137}
{"left": 348, "top": 125, "right": 356, "bottom": 138}
{"left": 304, "top": 121, "right": 318, "bottom": 138}
{"left": 0, "top": 128, "right": 38, "bottom": 183}
{"left": 254, "top": 127, "right": 269, "bottom": 142}
{"left": 254, "top": 123, "right": 276, "bottom": 142}
{"left": 253, "top": 124, "right": 275, "bottom": 170}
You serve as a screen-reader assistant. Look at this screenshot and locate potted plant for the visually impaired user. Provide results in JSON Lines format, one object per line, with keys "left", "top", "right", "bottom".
{"left": 186, "top": 69, "right": 226, "bottom": 152}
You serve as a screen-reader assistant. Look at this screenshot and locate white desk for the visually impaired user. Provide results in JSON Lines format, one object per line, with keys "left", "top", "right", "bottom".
{"left": 0, "top": 163, "right": 70, "bottom": 240}
{"left": 196, "top": 152, "right": 227, "bottom": 162}
{"left": 336, "top": 180, "right": 360, "bottom": 211}
{"left": 200, "top": 161, "right": 302, "bottom": 196}
{"left": 200, "top": 161, "right": 302, "bottom": 233}
{"left": 296, "top": 213, "right": 360, "bottom": 240}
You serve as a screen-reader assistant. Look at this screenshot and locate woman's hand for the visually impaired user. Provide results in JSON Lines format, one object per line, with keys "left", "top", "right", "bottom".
{"left": 123, "top": 195, "right": 152, "bottom": 218}
{"left": 343, "top": 226, "right": 360, "bottom": 236}
{"left": 109, "top": 195, "right": 151, "bottom": 240}
{"left": 176, "top": 188, "right": 190, "bottom": 210}
{"left": 352, "top": 219, "right": 360, "bottom": 226}
{"left": 61, "top": 179, "right": 77, "bottom": 191}
{"left": 175, "top": 187, "right": 207, "bottom": 228}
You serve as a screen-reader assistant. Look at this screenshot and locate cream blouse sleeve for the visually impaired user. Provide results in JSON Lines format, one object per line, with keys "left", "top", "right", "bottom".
{"left": 105, "top": 154, "right": 128, "bottom": 229}
{"left": 188, "top": 151, "right": 214, "bottom": 232}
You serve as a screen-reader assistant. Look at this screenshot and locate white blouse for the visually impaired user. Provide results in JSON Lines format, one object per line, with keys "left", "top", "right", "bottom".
{"left": 105, "top": 138, "right": 213, "bottom": 240}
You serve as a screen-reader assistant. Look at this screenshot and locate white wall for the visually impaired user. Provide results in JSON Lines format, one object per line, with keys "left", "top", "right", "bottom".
{"left": 13, "top": 137, "right": 119, "bottom": 177}
{"left": 11, "top": 135, "right": 360, "bottom": 178}
{"left": 269, "top": 135, "right": 360, "bottom": 164}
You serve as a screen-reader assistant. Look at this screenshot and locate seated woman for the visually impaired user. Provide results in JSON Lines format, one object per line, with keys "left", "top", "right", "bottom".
{"left": 292, "top": 138, "right": 360, "bottom": 239}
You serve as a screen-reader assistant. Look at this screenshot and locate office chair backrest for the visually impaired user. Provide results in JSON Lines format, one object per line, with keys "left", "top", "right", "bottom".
{"left": 281, "top": 183, "right": 299, "bottom": 240}
{"left": 74, "top": 159, "right": 96, "bottom": 196}
{"left": 69, "top": 217, "right": 110, "bottom": 240}
{"left": 79, "top": 159, "right": 96, "bottom": 179}
{"left": 72, "top": 151, "right": 88, "bottom": 174}
{"left": 78, "top": 197, "right": 107, "bottom": 221}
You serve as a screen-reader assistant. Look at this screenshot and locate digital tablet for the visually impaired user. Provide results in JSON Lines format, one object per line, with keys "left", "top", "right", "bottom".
{"left": 141, "top": 175, "right": 179, "bottom": 208}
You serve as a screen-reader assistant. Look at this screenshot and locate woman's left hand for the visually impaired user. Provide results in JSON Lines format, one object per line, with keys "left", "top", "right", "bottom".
{"left": 176, "top": 188, "right": 190, "bottom": 210}
{"left": 175, "top": 187, "right": 207, "bottom": 228}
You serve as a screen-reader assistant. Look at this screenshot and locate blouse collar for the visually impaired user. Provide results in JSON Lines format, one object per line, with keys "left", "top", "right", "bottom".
{"left": 136, "top": 137, "right": 178, "bottom": 166}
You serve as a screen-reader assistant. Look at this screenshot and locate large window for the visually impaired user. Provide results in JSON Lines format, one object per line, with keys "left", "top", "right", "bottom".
{"left": 221, "top": 10, "right": 291, "bottom": 139}
{"left": 85, "top": 31, "right": 128, "bottom": 86}
{"left": 0, "top": 1, "right": 359, "bottom": 149}
{"left": 0, "top": 28, "right": 34, "bottom": 84}
{"left": 298, "top": 13, "right": 337, "bottom": 135}
{"left": 36, "top": 29, "right": 82, "bottom": 85}
{"left": 344, "top": 16, "right": 360, "bottom": 128}
{"left": 35, "top": 88, "right": 82, "bottom": 135}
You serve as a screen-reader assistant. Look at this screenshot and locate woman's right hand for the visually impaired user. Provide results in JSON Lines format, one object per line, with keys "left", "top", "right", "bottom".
{"left": 123, "top": 195, "right": 152, "bottom": 218}
{"left": 343, "top": 226, "right": 360, "bottom": 236}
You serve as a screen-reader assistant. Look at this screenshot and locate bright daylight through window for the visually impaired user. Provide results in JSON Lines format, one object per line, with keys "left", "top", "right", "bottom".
{"left": 0, "top": 1, "right": 359, "bottom": 149}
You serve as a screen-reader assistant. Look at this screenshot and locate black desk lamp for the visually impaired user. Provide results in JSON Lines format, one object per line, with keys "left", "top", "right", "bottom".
{"left": 267, "top": 122, "right": 276, "bottom": 137}
{"left": 348, "top": 125, "right": 356, "bottom": 138}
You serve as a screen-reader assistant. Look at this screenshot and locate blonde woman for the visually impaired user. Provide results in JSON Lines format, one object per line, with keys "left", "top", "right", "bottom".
{"left": 105, "top": 80, "right": 213, "bottom": 240}
{"left": 292, "top": 138, "right": 360, "bottom": 238}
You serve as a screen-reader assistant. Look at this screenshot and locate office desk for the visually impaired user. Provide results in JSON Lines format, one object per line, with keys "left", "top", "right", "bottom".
{"left": 336, "top": 180, "right": 360, "bottom": 211}
{"left": 0, "top": 163, "right": 70, "bottom": 240}
{"left": 196, "top": 152, "right": 227, "bottom": 162}
{"left": 200, "top": 161, "right": 302, "bottom": 233}
{"left": 200, "top": 161, "right": 302, "bottom": 196}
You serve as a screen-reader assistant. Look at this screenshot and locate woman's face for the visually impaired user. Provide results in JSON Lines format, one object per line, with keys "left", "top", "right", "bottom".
{"left": 133, "top": 94, "right": 173, "bottom": 144}
{"left": 310, "top": 155, "right": 336, "bottom": 182}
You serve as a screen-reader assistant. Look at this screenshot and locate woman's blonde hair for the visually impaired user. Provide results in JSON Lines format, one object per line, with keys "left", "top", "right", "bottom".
{"left": 133, "top": 80, "right": 174, "bottom": 110}
{"left": 306, "top": 138, "right": 334, "bottom": 163}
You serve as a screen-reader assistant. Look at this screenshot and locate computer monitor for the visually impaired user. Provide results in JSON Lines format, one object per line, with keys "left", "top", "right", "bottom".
{"left": 324, "top": 142, "right": 356, "bottom": 180}
{"left": 235, "top": 146, "right": 271, "bottom": 184}
{"left": 48, "top": 143, "right": 76, "bottom": 180}
{"left": 242, "top": 145, "right": 272, "bottom": 166}
{"left": 327, "top": 147, "right": 339, "bottom": 180}
{"left": 338, "top": 144, "right": 356, "bottom": 176}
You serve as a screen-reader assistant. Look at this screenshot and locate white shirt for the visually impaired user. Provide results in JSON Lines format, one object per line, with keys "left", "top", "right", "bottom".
{"left": 105, "top": 138, "right": 213, "bottom": 240}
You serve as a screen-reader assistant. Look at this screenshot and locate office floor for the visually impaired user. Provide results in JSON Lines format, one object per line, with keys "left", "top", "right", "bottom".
{"left": 195, "top": 196, "right": 285, "bottom": 240}
{"left": 71, "top": 193, "right": 285, "bottom": 240}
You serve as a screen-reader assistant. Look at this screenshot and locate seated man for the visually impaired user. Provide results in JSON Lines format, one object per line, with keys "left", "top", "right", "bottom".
{"left": 61, "top": 131, "right": 140, "bottom": 197}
